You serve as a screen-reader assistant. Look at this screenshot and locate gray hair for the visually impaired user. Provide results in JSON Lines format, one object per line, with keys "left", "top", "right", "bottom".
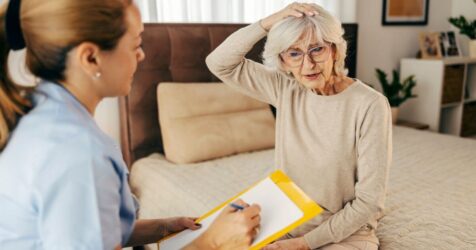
{"left": 262, "top": 5, "right": 348, "bottom": 77}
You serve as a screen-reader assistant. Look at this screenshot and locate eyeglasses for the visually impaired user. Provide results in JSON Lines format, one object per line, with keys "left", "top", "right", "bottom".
{"left": 280, "top": 43, "right": 332, "bottom": 68}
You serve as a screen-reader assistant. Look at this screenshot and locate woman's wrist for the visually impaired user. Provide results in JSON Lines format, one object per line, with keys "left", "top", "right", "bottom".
{"left": 300, "top": 236, "right": 312, "bottom": 250}
{"left": 185, "top": 232, "right": 217, "bottom": 250}
{"left": 153, "top": 218, "right": 172, "bottom": 239}
{"left": 259, "top": 12, "right": 282, "bottom": 31}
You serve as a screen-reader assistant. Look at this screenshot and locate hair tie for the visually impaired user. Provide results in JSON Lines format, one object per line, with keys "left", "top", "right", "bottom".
{"left": 5, "top": 0, "right": 26, "bottom": 51}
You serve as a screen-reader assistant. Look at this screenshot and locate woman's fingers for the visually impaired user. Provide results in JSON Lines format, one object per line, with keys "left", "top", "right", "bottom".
{"left": 250, "top": 214, "right": 261, "bottom": 226}
{"left": 289, "top": 2, "right": 320, "bottom": 16}
{"left": 289, "top": 9, "right": 304, "bottom": 18}
{"left": 310, "top": 3, "right": 322, "bottom": 13}
{"left": 179, "top": 217, "right": 202, "bottom": 230}
{"left": 225, "top": 199, "right": 250, "bottom": 213}
{"left": 262, "top": 243, "right": 280, "bottom": 250}
{"left": 243, "top": 203, "right": 261, "bottom": 218}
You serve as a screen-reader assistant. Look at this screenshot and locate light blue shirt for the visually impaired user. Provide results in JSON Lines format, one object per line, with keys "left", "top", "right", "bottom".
{"left": 0, "top": 81, "right": 136, "bottom": 249}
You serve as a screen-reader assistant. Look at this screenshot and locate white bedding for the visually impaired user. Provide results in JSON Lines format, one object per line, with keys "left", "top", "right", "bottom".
{"left": 129, "top": 126, "right": 476, "bottom": 249}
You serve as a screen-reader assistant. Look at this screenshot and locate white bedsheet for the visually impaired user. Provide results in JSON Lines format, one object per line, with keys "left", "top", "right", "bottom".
{"left": 129, "top": 126, "right": 476, "bottom": 249}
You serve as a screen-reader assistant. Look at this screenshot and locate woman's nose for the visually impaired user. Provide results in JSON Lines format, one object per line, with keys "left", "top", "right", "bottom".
{"left": 302, "top": 54, "right": 316, "bottom": 69}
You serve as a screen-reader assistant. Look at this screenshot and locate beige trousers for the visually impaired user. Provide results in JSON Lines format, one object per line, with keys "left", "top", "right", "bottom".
{"left": 319, "top": 239, "right": 378, "bottom": 250}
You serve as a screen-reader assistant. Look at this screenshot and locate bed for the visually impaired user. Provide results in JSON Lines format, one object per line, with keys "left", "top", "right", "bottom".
{"left": 119, "top": 23, "right": 476, "bottom": 249}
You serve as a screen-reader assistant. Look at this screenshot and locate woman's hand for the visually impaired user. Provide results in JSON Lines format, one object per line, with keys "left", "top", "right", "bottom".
{"left": 186, "top": 199, "right": 261, "bottom": 250}
{"left": 260, "top": 2, "right": 320, "bottom": 31}
{"left": 164, "top": 217, "right": 202, "bottom": 234}
{"left": 125, "top": 217, "right": 202, "bottom": 247}
{"left": 262, "top": 237, "right": 310, "bottom": 250}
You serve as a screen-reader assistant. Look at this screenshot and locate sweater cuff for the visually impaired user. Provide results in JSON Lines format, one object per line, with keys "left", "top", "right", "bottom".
{"left": 248, "top": 21, "right": 268, "bottom": 38}
{"left": 257, "top": 19, "right": 270, "bottom": 33}
{"left": 303, "top": 225, "right": 332, "bottom": 249}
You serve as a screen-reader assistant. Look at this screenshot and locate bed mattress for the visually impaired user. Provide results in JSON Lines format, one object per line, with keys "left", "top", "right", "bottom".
{"left": 129, "top": 126, "right": 476, "bottom": 249}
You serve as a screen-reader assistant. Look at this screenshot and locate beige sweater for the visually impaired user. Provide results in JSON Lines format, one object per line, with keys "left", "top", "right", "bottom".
{"left": 206, "top": 22, "right": 392, "bottom": 249}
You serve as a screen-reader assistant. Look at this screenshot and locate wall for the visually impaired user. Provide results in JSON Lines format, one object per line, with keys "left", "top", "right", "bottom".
{"left": 356, "top": 0, "right": 453, "bottom": 90}
{"left": 451, "top": 0, "right": 476, "bottom": 21}
{"left": 94, "top": 98, "right": 121, "bottom": 143}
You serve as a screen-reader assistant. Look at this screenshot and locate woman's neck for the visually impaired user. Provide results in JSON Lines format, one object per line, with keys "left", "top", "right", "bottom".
{"left": 59, "top": 80, "right": 102, "bottom": 115}
{"left": 313, "top": 76, "right": 353, "bottom": 96}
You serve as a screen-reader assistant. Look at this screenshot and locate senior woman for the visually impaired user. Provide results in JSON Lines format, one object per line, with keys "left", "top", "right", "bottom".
{"left": 206, "top": 3, "right": 392, "bottom": 250}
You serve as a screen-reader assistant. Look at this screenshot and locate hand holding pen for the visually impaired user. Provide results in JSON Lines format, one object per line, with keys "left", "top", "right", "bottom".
{"left": 230, "top": 202, "right": 246, "bottom": 211}
{"left": 191, "top": 199, "right": 261, "bottom": 250}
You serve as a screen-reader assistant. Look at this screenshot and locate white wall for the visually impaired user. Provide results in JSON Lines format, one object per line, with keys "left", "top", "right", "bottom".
{"left": 451, "top": 0, "right": 476, "bottom": 20}
{"left": 356, "top": 0, "right": 453, "bottom": 90}
{"left": 94, "top": 98, "right": 121, "bottom": 143}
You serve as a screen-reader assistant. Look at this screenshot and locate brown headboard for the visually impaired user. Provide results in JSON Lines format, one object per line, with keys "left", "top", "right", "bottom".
{"left": 119, "top": 23, "right": 358, "bottom": 168}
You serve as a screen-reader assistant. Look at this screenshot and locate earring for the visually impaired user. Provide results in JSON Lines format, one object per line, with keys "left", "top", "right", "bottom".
{"left": 94, "top": 72, "right": 101, "bottom": 79}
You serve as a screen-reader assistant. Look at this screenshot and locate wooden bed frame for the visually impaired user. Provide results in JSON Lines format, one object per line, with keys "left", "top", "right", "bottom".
{"left": 119, "top": 23, "right": 358, "bottom": 168}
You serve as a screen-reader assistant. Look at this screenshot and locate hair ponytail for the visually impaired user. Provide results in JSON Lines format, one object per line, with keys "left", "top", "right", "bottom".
{"left": 0, "top": 2, "right": 31, "bottom": 150}
{"left": 0, "top": 0, "right": 132, "bottom": 150}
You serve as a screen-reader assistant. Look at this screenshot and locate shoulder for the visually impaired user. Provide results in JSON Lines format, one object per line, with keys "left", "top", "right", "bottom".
{"left": 353, "top": 79, "right": 385, "bottom": 100}
{"left": 348, "top": 79, "right": 389, "bottom": 109}
{"left": 5, "top": 108, "right": 120, "bottom": 182}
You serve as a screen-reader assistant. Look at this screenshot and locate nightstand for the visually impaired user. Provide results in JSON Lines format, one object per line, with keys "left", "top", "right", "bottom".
{"left": 396, "top": 120, "right": 430, "bottom": 130}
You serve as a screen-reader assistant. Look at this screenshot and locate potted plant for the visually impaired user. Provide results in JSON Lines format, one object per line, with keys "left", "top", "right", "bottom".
{"left": 375, "top": 68, "right": 417, "bottom": 124}
{"left": 448, "top": 15, "right": 476, "bottom": 57}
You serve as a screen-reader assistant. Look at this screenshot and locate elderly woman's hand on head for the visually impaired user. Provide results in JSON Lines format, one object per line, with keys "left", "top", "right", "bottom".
{"left": 260, "top": 2, "right": 320, "bottom": 31}
{"left": 262, "top": 237, "right": 310, "bottom": 250}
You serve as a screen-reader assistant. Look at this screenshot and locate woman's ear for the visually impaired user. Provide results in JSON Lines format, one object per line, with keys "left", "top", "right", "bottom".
{"left": 73, "top": 42, "right": 102, "bottom": 79}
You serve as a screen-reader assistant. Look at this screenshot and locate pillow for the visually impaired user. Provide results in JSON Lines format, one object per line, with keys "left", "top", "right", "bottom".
{"left": 157, "top": 82, "right": 275, "bottom": 164}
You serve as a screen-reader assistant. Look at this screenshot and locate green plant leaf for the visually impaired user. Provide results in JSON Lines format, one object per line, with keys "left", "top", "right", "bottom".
{"left": 375, "top": 68, "right": 417, "bottom": 107}
{"left": 449, "top": 15, "right": 476, "bottom": 39}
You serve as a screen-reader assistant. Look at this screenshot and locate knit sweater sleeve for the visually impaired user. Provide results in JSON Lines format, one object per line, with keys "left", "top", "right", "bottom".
{"left": 206, "top": 22, "right": 286, "bottom": 106}
{"left": 303, "top": 96, "right": 393, "bottom": 249}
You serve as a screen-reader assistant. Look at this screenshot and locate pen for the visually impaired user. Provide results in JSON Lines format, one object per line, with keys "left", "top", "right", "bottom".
{"left": 230, "top": 202, "right": 245, "bottom": 211}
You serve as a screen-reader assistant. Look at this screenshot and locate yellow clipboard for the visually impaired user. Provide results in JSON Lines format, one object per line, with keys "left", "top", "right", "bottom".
{"left": 158, "top": 170, "right": 323, "bottom": 250}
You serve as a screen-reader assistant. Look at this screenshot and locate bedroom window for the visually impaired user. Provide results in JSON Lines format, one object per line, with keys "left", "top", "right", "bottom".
{"left": 136, "top": 0, "right": 356, "bottom": 23}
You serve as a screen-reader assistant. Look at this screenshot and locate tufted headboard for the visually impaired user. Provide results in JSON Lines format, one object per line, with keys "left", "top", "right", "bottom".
{"left": 119, "top": 23, "right": 358, "bottom": 168}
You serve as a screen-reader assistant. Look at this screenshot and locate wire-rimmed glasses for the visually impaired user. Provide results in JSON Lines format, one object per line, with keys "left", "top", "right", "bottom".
{"left": 280, "top": 43, "right": 332, "bottom": 68}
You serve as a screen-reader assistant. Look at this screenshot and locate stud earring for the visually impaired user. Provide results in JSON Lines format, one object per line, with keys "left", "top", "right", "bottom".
{"left": 94, "top": 72, "right": 102, "bottom": 79}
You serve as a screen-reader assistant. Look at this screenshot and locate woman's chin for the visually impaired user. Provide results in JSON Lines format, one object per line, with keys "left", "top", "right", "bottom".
{"left": 124, "top": 79, "right": 135, "bottom": 95}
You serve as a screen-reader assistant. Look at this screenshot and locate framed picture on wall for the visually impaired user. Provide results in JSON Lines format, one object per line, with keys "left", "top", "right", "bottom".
{"left": 382, "top": 0, "right": 430, "bottom": 25}
{"left": 419, "top": 32, "right": 442, "bottom": 59}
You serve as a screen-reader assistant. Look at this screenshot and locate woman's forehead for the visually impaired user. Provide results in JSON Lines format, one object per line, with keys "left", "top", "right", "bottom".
{"left": 289, "top": 29, "right": 324, "bottom": 48}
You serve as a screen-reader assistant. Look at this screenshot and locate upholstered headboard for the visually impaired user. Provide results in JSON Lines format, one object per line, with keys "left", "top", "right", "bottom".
{"left": 119, "top": 23, "right": 358, "bottom": 168}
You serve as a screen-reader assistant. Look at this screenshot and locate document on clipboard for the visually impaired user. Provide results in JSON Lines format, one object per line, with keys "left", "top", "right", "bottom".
{"left": 158, "top": 170, "right": 323, "bottom": 250}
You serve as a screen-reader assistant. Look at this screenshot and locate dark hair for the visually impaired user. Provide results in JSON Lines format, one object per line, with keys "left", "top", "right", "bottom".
{"left": 0, "top": 0, "right": 132, "bottom": 149}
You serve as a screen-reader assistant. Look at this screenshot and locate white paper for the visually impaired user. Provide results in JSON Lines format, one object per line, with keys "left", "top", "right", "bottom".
{"left": 159, "top": 177, "right": 303, "bottom": 250}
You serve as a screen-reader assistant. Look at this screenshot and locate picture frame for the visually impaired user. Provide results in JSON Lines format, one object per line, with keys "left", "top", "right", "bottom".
{"left": 382, "top": 0, "right": 429, "bottom": 26}
{"left": 439, "top": 31, "right": 461, "bottom": 57}
{"left": 419, "top": 32, "right": 442, "bottom": 59}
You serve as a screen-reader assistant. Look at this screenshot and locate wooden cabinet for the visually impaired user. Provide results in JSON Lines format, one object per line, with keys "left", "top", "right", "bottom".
{"left": 399, "top": 57, "right": 476, "bottom": 137}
